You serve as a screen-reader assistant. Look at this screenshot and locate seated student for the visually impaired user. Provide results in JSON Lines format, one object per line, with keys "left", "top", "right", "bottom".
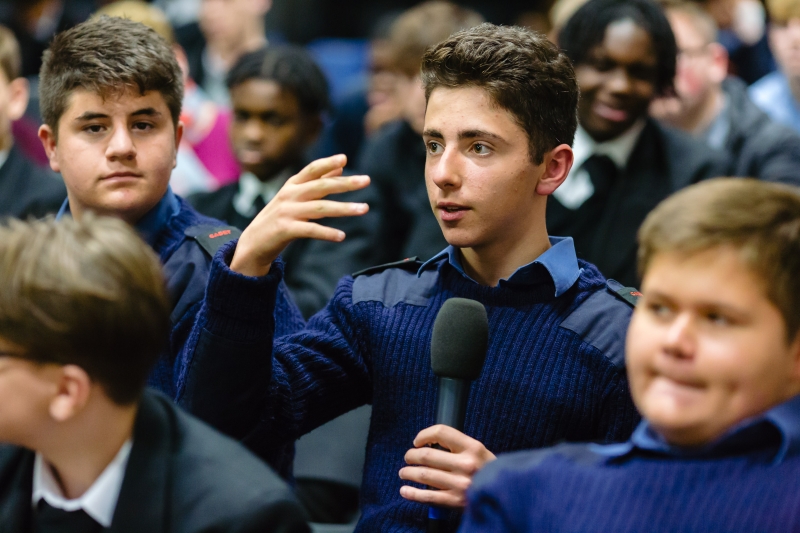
{"left": 548, "top": 0, "right": 730, "bottom": 287}
{"left": 0, "top": 215, "right": 309, "bottom": 532}
{"left": 357, "top": 1, "right": 484, "bottom": 264}
{"left": 184, "top": 23, "right": 641, "bottom": 532}
{"left": 749, "top": 0, "right": 800, "bottom": 134}
{"left": 190, "top": 46, "right": 379, "bottom": 318}
{"left": 35, "top": 17, "right": 348, "bottom": 475}
{"left": 650, "top": 1, "right": 800, "bottom": 186}
{"left": 460, "top": 178, "right": 800, "bottom": 533}
{"left": 0, "top": 25, "right": 66, "bottom": 220}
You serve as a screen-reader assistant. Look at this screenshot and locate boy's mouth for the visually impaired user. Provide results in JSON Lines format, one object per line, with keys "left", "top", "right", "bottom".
{"left": 102, "top": 171, "right": 142, "bottom": 180}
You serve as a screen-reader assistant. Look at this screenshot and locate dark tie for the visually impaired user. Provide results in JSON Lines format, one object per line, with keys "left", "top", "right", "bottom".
{"left": 582, "top": 154, "right": 617, "bottom": 199}
{"left": 33, "top": 500, "right": 103, "bottom": 533}
{"left": 252, "top": 194, "right": 267, "bottom": 218}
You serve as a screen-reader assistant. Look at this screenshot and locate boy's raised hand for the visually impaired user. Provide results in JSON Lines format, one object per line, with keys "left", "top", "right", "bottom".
{"left": 230, "top": 154, "right": 370, "bottom": 277}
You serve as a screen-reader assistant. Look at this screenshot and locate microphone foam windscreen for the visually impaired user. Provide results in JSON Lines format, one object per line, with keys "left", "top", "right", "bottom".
{"left": 430, "top": 298, "right": 489, "bottom": 381}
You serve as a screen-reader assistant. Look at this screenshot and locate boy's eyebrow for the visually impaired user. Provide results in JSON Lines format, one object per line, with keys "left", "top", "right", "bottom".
{"left": 421, "top": 129, "right": 505, "bottom": 142}
{"left": 73, "top": 108, "right": 162, "bottom": 122}
{"left": 422, "top": 129, "right": 443, "bottom": 139}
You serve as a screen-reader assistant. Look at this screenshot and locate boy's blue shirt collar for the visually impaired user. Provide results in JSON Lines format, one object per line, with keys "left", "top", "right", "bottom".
{"left": 54, "top": 188, "right": 180, "bottom": 247}
{"left": 417, "top": 236, "right": 581, "bottom": 297}
{"left": 595, "top": 394, "right": 800, "bottom": 465}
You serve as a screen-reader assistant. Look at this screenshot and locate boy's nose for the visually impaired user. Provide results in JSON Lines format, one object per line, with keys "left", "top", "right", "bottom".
{"left": 663, "top": 313, "right": 695, "bottom": 360}
{"left": 106, "top": 127, "right": 136, "bottom": 159}
{"left": 428, "top": 147, "right": 463, "bottom": 190}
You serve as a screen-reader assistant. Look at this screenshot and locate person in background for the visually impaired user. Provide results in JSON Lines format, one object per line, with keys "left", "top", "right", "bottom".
{"left": 460, "top": 178, "right": 800, "bottom": 533}
{"left": 549, "top": 0, "right": 729, "bottom": 287}
{"left": 749, "top": 0, "right": 800, "bottom": 134}
{"left": 0, "top": 24, "right": 65, "bottom": 220}
{"left": 357, "top": 1, "right": 484, "bottom": 264}
{"left": 650, "top": 1, "right": 800, "bottom": 185}
{"left": 176, "top": 0, "right": 272, "bottom": 105}
{"left": 189, "top": 45, "right": 379, "bottom": 318}
{"left": 95, "top": 0, "right": 241, "bottom": 195}
{"left": 0, "top": 215, "right": 309, "bottom": 533}
{"left": 183, "top": 23, "right": 640, "bottom": 532}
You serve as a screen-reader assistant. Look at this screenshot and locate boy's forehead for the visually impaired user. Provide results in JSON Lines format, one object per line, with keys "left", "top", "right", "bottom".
{"left": 61, "top": 87, "right": 172, "bottom": 119}
{"left": 424, "top": 85, "right": 523, "bottom": 138}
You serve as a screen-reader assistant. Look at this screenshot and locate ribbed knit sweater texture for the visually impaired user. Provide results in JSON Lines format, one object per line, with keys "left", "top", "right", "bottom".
{"left": 462, "top": 441, "right": 800, "bottom": 532}
{"left": 197, "top": 244, "right": 640, "bottom": 532}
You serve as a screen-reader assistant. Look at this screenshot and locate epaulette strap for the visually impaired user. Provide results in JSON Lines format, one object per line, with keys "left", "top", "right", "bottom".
{"left": 606, "top": 279, "right": 642, "bottom": 307}
{"left": 353, "top": 257, "right": 423, "bottom": 277}
{"left": 184, "top": 224, "right": 243, "bottom": 258}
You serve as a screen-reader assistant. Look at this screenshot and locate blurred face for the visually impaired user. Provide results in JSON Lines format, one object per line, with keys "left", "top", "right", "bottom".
{"left": 230, "top": 79, "right": 318, "bottom": 180}
{"left": 627, "top": 247, "right": 800, "bottom": 447}
{"left": 39, "top": 88, "right": 182, "bottom": 225}
{"left": 0, "top": 71, "right": 28, "bottom": 152}
{"left": 396, "top": 74, "right": 428, "bottom": 135}
{"left": 769, "top": 18, "right": 800, "bottom": 80}
{"left": 0, "top": 338, "right": 54, "bottom": 447}
{"left": 650, "top": 12, "right": 725, "bottom": 127}
{"left": 575, "top": 19, "right": 659, "bottom": 142}
{"left": 200, "top": 0, "right": 269, "bottom": 49}
{"left": 423, "top": 87, "right": 548, "bottom": 255}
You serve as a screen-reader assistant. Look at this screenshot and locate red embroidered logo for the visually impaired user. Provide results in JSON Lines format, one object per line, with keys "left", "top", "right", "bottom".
{"left": 208, "top": 230, "right": 232, "bottom": 239}
{"left": 630, "top": 291, "right": 643, "bottom": 297}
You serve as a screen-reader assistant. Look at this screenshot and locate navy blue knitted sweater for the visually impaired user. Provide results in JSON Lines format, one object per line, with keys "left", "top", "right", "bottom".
{"left": 461, "top": 422, "right": 800, "bottom": 532}
{"left": 189, "top": 243, "right": 641, "bottom": 532}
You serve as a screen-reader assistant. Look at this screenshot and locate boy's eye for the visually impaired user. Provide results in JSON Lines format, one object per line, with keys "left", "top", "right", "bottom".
{"left": 647, "top": 302, "right": 673, "bottom": 319}
{"left": 84, "top": 124, "right": 105, "bottom": 134}
{"left": 427, "top": 141, "right": 442, "bottom": 154}
{"left": 704, "top": 312, "right": 732, "bottom": 327}
{"left": 133, "top": 122, "right": 153, "bottom": 131}
{"left": 472, "top": 143, "right": 489, "bottom": 154}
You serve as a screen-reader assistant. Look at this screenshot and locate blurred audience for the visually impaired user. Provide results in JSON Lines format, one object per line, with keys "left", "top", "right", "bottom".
{"left": 189, "top": 46, "right": 379, "bottom": 318}
{"left": 95, "top": 0, "right": 241, "bottom": 195}
{"left": 749, "top": 0, "right": 800, "bottom": 133}
{"left": 0, "top": 24, "right": 65, "bottom": 220}
{"left": 357, "top": 1, "right": 484, "bottom": 264}
{"left": 549, "top": 0, "right": 729, "bottom": 287}
{"left": 651, "top": 1, "right": 800, "bottom": 185}
{"left": 176, "top": 0, "right": 272, "bottom": 105}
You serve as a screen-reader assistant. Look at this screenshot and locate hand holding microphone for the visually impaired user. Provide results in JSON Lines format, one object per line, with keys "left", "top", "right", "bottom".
{"left": 399, "top": 298, "right": 494, "bottom": 515}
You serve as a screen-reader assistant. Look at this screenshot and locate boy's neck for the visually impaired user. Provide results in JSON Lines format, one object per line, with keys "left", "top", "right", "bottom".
{"left": 37, "top": 397, "right": 137, "bottom": 499}
{"left": 458, "top": 222, "right": 552, "bottom": 287}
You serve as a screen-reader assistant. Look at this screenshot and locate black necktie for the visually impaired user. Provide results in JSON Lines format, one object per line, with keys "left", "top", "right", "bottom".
{"left": 582, "top": 154, "right": 617, "bottom": 199}
{"left": 34, "top": 500, "right": 103, "bottom": 533}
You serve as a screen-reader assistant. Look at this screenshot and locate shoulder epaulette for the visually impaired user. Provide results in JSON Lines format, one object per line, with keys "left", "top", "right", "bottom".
{"left": 353, "top": 257, "right": 423, "bottom": 278}
{"left": 184, "top": 224, "right": 242, "bottom": 257}
{"left": 606, "top": 279, "right": 642, "bottom": 307}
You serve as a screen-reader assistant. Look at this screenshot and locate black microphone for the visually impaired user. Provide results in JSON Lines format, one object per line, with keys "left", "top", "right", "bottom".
{"left": 427, "top": 298, "right": 489, "bottom": 532}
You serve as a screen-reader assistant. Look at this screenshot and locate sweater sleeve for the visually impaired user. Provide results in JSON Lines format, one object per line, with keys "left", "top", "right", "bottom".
{"left": 178, "top": 240, "right": 372, "bottom": 468}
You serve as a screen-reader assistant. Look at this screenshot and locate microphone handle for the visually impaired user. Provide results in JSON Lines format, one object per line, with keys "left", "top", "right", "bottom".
{"left": 428, "top": 377, "right": 472, "bottom": 531}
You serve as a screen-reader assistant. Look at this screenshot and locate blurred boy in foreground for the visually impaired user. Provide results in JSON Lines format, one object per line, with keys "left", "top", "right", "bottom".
{"left": 0, "top": 216, "right": 308, "bottom": 532}
{"left": 461, "top": 178, "right": 800, "bottom": 532}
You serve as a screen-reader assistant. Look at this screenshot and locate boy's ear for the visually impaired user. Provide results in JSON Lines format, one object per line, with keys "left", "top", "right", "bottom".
{"left": 38, "top": 124, "right": 60, "bottom": 173}
{"left": 172, "top": 120, "right": 184, "bottom": 169}
{"left": 48, "top": 365, "right": 92, "bottom": 422}
{"left": 535, "top": 144, "right": 574, "bottom": 196}
{"left": 7, "top": 77, "right": 29, "bottom": 121}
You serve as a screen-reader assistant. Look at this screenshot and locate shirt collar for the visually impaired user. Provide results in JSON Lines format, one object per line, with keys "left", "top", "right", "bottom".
{"left": 572, "top": 120, "right": 646, "bottom": 171}
{"left": 417, "top": 236, "right": 581, "bottom": 296}
{"left": 233, "top": 170, "right": 291, "bottom": 218}
{"left": 0, "top": 148, "right": 9, "bottom": 170}
{"left": 32, "top": 440, "right": 133, "bottom": 527}
{"left": 55, "top": 188, "right": 179, "bottom": 248}
{"left": 701, "top": 93, "right": 730, "bottom": 150}
{"left": 599, "top": 394, "right": 800, "bottom": 464}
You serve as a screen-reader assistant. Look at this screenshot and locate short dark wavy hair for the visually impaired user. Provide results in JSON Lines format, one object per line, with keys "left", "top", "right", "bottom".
{"left": 39, "top": 15, "right": 183, "bottom": 133}
{"left": 226, "top": 45, "right": 330, "bottom": 116}
{"left": 421, "top": 23, "right": 579, "bottom": 164}
{"left": 558, "top": 0, "right": 677, "bottom": 96}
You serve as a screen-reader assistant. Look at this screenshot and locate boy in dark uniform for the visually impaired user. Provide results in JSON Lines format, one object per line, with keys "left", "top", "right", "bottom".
{"left": 461, "top": 179, "right": 800, "bottom": 532}
{"left": 184, "top": 24, "right": 641, "bottom": 532}
{"left": 0, "top": 215, "right": 308, "bottom": 532}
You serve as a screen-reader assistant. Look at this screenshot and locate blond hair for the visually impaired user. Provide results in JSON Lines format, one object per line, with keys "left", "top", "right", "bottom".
{"left": 0, "top": 215, "right": 170, "bottom": 404}
{"left": 766, "top": 0, "right": 800, "bottom": 23}
{"left": 0, "top": 25, "right": 20, "bottom": 81}
{"left": 638, "top": 178, "right": 800, "bottom": 339}
{"left": 94, "top": 0, "right": 175, "bottom": 44}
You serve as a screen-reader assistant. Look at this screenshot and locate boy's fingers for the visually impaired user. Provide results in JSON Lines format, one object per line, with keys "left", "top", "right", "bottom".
{"left": 398, "top": 466, "right": 469, "bottom": 493}
{"left": 413, "top": 424, "right": 473, "bottom": 452}
{"left": 290, "top": 154, "right": 347, "bottom": 184}
{"left": 288, "top": 220, "right": 346, "bottom": 242}
{"left": 398, "top": 485, "right": 467, "bottom": 508}
{"left": 404, "top": 446, "right": 464, "bottom": 472}
{"left": 289, "top": 200, "right": 369, "bottom": 220}
{"left": 294, "top": 175, "right": 370, "bottom": 201}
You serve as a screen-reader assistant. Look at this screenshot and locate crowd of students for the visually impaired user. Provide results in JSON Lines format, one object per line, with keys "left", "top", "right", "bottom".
{"left": 1, "top": 0, "right": 800, "bottom": 532}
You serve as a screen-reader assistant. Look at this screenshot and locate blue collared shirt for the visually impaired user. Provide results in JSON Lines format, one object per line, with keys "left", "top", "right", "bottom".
{"left": 417, "top": 236, "right": 582, "bottom": 297}
{"left": 55, "top": 188, "right": 180, "bottom": 247}
{"left": 596, "top": 394, "right": 800, "bottom": 465}
{"left": 749, "top": 71, "right": 800, "bottom": 135}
